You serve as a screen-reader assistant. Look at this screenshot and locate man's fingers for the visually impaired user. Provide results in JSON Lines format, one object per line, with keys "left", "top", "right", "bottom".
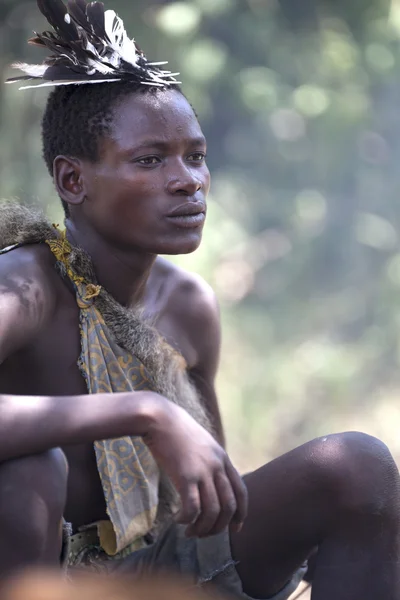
{"left": 206, "top": 470, "right": 238, "bottom": 536}
{"left": 176, "top": 482, "right": 201, "bottom": 526}
{"left": 185, "top": 479, "right": 220, "bottom": 538}
{"left": 173, "top": 455, "right": 246, "bottom": 538}
{"left": 225, "top": 458, "right": 248, "bottom": 530}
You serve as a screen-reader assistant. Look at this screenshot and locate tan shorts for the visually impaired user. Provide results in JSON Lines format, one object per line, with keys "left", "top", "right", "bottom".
{"left": 63, "top": 522, "right": 306, "bottom": 600}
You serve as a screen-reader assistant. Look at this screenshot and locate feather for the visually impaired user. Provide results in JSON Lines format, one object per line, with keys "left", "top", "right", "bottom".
{"left": 28, "top": 36, "right": 47, "bottom": 47}
{"left": 86, "top": 55, "right": 115, "bottom": 75}
{"left": 67, "top": 0, "right": 92, "bottom": 33}
{"left": 37, "top": 0, "right": 78, "bottom": 43}
{"left": 18, "top": 78, "right": 119, "bottom": 90}
{"left": 7, "top": 0, "right": 180, "bottom": 90}
{"left": 10, "top": 62, "right": 47, "bottom": 78}
{"left": 44, "top": 64, "right": 105, "bottom": 79}
{"left": 86, "top": 2, "right": 106, "bottom": 40}
{"left": 75, "top": 0, "right": 88, "bottom": 11}
{"left": 29, "top": 32, "right": 85, "bottom": 66}
{"left": 6, "top": 75, "right": 39, "bottom": 83}
{"left": 140, "top": 81, "right": 169, "bottom": 87}
{"left": 104, "top": 10, "right": 138, "bottom": 66}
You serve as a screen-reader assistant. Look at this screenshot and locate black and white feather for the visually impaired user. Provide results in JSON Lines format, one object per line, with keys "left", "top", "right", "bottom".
{"left": 6, "top": 0, "right": 180, "bottom": 90}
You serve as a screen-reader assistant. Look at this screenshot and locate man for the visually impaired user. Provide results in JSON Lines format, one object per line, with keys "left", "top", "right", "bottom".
{"left": 0, "top": 1, "right": 399, "bottom": 598}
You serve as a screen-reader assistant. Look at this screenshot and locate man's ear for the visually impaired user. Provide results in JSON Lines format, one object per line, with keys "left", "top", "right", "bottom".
{"left": 53, "top": 155, "right": 86, "bottom": 208}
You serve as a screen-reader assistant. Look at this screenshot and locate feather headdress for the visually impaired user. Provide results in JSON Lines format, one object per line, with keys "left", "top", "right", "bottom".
{"left": 6, "top": 0, "right": 180, "bottom": 90}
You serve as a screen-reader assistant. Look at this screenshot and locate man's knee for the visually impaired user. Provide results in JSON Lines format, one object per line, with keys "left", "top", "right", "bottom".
{"left": 0, "top": 446, "right": 68, "bottom": 498}
{"left": 307, "top": 432, "right": 400, "bottom": 517}
{"left": 0, "top": 448, "right": 68, "bottom": 552}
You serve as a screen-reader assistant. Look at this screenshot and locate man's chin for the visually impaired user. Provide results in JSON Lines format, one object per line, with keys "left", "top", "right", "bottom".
{"left": 161, "top": 242, "right": 201, "bottom": 256}
{"left": 156, "top": 232, "right": 203, "bottom": 256}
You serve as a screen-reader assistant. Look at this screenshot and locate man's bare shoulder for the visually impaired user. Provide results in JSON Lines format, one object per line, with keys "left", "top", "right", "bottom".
{"left": 153, "top": 256, "right": 219, "bottom": 325}
{"left": 0, "top": 243, "right": 58, "bottom": 295}
{"left": 150, "top": 257, "right": 220, "bottom": 371}
{"left": 0, "top": 244, "right": 59, "bottom": 361}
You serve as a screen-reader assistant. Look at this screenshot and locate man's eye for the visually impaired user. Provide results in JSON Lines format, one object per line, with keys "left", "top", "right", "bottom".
{"left": 188, "top": 152, "right": 206, "bottom": 162}
{"left": 137, "top": 157, "right": 160, "bottom": 165}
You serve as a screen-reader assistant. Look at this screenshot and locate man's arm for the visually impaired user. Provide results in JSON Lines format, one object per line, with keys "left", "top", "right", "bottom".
{"left": 0, "top": 390, "right": 163, "bottom": 460}
{"left": 188, "top": 290, "right": 225, "bottom": 446}
{"left": 169, "top": 269, "right": 225, "bottom": 446}
{"left": 190, "top": 369, "right": 225, "bottom": 448}
{"left": 0, "top": 246, "right": 57, "bottom": 364}
{"left": 0, "top": 388, "right": 247, "bottom": 537}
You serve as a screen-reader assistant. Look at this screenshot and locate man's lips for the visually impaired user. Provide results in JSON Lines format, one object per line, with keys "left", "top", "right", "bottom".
{"left": 166, "top": 202, "right": 206, "bottom": 229}
{"left": 166, "top": 202, "right": 206, "bottom": 218}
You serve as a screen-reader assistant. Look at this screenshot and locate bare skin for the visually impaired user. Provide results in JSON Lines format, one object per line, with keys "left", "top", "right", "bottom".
{"left": 0, "top": 89, "right": 399, "bottom": 598}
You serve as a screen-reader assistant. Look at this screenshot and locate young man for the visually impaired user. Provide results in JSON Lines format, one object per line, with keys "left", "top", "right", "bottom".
{"left": 1, "top": 1, "right": 399, "bottom": 598}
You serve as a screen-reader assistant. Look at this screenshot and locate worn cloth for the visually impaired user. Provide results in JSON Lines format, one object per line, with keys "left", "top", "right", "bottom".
{"left": 46, "top": 231, "right": 161, "bottom": 556}
{"left": 63, "top": 522, "right": 307, "bottom": 600}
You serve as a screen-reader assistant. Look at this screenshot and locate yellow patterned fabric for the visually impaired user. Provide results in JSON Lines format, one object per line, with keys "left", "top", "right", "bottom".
{"left": 46, "top": 232, "right": 160, "bottom": 556}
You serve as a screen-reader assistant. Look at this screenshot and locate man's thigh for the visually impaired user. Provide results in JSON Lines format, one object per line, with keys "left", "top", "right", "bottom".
{"left": 230, "top": 431, "right": 397, "bottom": 598}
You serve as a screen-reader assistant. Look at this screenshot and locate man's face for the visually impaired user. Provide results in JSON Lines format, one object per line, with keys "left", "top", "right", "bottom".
{"left": 79, "top": 89, "right": 210, "bottom": 255}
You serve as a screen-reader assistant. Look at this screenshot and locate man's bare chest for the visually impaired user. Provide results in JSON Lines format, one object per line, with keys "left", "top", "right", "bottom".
{"left": 0, "top": 276, "right": 194, "bottom": 396}
{"left": 0, "top": 287, "right": 86, "bottom": 396}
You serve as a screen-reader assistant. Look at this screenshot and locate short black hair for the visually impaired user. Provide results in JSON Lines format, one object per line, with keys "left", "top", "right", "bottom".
{"left": 41, "top": 81, "right": 182, "bottom": 216}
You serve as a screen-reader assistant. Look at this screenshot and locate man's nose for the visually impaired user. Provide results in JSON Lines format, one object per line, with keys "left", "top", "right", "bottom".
{"left": 166, "top": 165, "right": 203, "bottom": 196}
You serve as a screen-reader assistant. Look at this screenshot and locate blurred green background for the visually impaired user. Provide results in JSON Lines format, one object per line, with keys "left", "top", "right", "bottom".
{"left": 1, "top": 0, "right": 400, "bottom": 474}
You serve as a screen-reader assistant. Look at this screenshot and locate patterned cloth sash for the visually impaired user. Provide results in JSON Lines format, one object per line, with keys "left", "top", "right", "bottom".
{"left": 46, "top": 231, "right": 160, "bottom": 556}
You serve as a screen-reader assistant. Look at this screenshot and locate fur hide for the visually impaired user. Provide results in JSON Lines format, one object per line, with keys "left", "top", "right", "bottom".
{"left": 0, "top": 200, "right": 56, "bottom": 247}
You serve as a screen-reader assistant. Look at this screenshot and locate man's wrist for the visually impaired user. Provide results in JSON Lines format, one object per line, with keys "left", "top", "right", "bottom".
{"left": 125, "top": 391, "right": 167, "bottom": 438}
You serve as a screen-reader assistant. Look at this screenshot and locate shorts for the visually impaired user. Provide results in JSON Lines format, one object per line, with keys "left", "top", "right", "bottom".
{"left": 63, "top": 522, "right": 307, "bottom": 600}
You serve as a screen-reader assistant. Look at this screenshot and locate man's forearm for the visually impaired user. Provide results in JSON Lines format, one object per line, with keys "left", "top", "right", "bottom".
{"left": 0, "top": 391, "right": 162, "bottom": 461}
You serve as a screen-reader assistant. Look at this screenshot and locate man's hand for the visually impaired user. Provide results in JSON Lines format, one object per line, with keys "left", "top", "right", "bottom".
{"left": 143, "top": 398, "right": 248, "bottom": 539}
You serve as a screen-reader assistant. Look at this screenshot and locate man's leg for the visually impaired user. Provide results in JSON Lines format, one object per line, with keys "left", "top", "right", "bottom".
{"left": 230, "top": 432, "right": 400, "bottom": 600}
{"left": 0, "top": 448, "right": 68, "bottom": 576}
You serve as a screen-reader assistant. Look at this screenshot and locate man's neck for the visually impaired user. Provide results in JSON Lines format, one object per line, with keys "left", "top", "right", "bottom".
{"left": 65, "top": 219, "right": 156, "bottom": 307}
